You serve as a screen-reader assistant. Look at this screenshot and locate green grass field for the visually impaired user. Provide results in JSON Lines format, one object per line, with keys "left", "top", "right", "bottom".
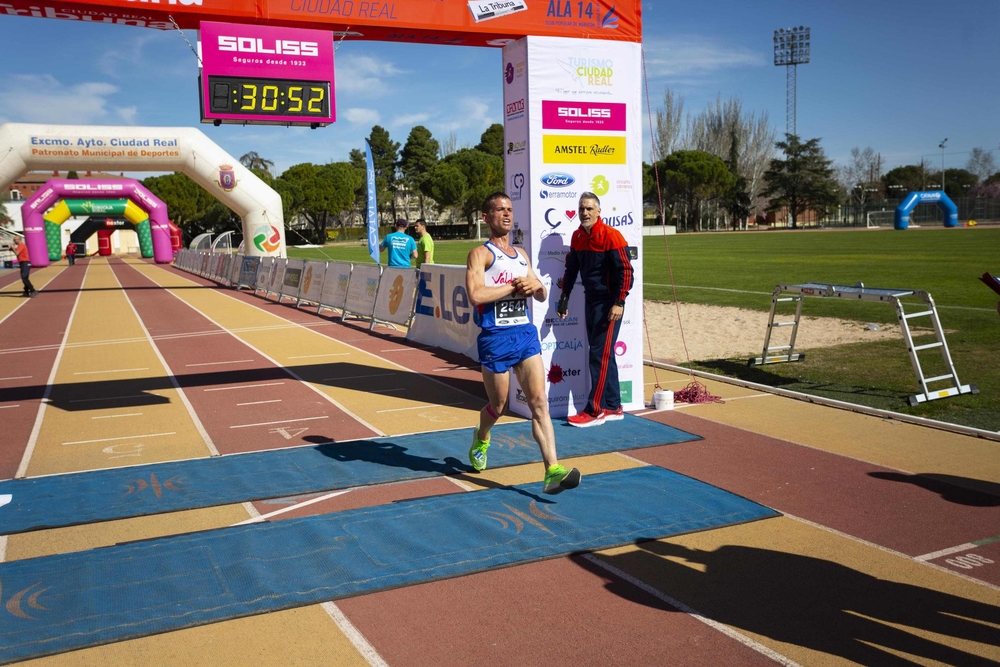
{"left": 289, "top": 228, "right": 1000, "bottom": 430}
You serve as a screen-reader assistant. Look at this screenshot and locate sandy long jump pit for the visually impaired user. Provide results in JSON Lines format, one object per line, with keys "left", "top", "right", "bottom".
{"left": 643, "top": 300, "right": 909, "bottom": 362}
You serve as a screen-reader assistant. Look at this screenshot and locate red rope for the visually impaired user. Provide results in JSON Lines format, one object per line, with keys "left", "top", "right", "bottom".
{"left": 641, "top": 46, "right": 720, "bottom": 405}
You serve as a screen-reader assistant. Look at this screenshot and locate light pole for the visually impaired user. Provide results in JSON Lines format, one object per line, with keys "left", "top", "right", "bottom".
{"left": 774, "top": 26, "right": 810, "bottom": 137}
{"left": 939, "top": 138, "right": 948, "bottom": 193}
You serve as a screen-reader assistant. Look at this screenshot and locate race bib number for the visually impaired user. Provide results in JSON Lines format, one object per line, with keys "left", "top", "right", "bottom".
{"left": 495, "top": 296, "right": 528, "bottom": 327}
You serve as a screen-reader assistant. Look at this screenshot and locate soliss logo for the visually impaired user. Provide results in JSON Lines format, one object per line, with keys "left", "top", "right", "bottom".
{"left": 217, "top": 36, "right": 319, "bottom": 57}
{"left": 557, "top": 107, "right": 611, "bottom": 118}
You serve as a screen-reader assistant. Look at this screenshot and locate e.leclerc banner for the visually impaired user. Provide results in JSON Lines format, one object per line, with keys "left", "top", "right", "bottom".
{"left": 365, "top": 138, "right": 379, "bottom": 264}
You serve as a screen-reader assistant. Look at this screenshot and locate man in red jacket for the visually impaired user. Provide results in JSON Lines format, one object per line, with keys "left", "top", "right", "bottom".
{"left": 13, "top": 239, "right": 37, "bottom": 297}
{"left": 557, "top": 192, "right": 634, "bottom": 427}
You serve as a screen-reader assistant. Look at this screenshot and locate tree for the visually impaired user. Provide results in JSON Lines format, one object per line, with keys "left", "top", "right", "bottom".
{"left": 399, "top": 126, "right": 440, "bottom": 218}
{"left": 883, "top": 163, "right": 930, "bottom": 197}
{"left": 239, "top": 151, "right": 275, "bottom": 177}
{"left": 439, "top": 131, "right": 459, "bottom": 159}
{"left": 937, "top": 168, "right": 978, "bottom": 199}
{"left": 838, "top": 147, "right": 884, "bottom": 207}
{"left": 658, "top": 150, "right": 735, "bottom": 230}
{"left": 654, "top": 88, "right": 684, "bottom": 158}
{"left": 276, "top": 162, "right": 361, "bottom": 243}
{"left": 365, "top": 126, "right": 401, "bottom": 222}
{"left": 423, "top": 161, "right": 468, "bottom": 215}
{"left": 66, "top": 170, "right": 79, "bottom": 179}
{"left": 0, "top": 207, "right": 12, "bottom": 229}
{"left": 965, "top": 148, "right": 997, "bottom": 183}
{"left": 475, "top": 124, "right": 505, "bottom": 158}
{"left": 443, "top": 148, "right": 503, "bottom": 222}
{"left": 143, "top": 172, "right": 236, "bottom": 236}
{"left": 761, "top": 134, "right": 839, "bottom": 228}
{"left": 722, "top": 130, "right": 751, "bottom": 230}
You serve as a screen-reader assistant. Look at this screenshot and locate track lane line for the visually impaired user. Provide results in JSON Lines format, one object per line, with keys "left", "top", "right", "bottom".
{"left": 0, "top": 264, "right": 68, "bottom": 329}
{"left": 15, "top": 261, "right": 89, "bottom": 479}
{"left": 109, "top": 262, "right": 220, "bottom": 457}
{"left": 204, "top": 382, "right": 286, "bottom": 392}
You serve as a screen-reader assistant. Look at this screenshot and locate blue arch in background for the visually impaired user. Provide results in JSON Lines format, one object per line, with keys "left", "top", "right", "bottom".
{"left": 894, "top": 191, "right": 959, "bottom": 230}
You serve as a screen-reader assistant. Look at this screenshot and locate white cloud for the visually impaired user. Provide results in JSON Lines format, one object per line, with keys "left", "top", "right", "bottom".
{"left": 97, "top": 32, "right": 193, "bottom": 79}
{"left": 343, "top": 107, "right": 381, "bottom": 124}
{"left": 643, "top": 36, "right": 764, "bottom": 79}
{"left": 335, "top": 54, "right": 407, "bottom": 97}
{"left": 436, "top": 98, "right": 495, "bottom": 132}
{"left": 392, "top": 112, "right": 431, "bottom": 127}
{"left": 0, "top": 75, "right": 138, "bottom": 125}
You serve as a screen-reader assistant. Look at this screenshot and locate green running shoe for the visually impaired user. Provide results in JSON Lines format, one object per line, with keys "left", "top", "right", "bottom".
{"left": 543, "top": 464, "right": 581, "bottom": 494}
{"left": 469, "top": 426, "right": 490, "bottom": 471}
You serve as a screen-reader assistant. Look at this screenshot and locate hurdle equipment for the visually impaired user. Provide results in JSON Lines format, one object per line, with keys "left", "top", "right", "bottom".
{"left": 749, "top": 282, "right": 977, "bottom": 406}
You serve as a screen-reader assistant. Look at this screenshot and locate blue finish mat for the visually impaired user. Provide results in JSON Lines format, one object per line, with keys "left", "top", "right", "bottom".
{"left": 0, "top": 466, "right": 777, "bottom": 664}
{"left": 0, "top": 414, "right": 700, "bottom": 534}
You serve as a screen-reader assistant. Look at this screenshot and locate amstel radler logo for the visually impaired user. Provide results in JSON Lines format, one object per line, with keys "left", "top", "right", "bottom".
{"left": 542, "top": 135, "right": 626, "bottom": 164}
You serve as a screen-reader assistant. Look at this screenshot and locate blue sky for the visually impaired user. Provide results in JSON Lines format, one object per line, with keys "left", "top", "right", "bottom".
{"left": 1, "top": 0, "right": 997, "bottom": 175}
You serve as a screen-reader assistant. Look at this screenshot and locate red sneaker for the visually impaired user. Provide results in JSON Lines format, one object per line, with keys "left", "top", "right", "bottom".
{"left": 603, "top": 407, "right": 624, "bottom": 421}
{"left": 567, "top": 409, "right": 606, "bottom": 428}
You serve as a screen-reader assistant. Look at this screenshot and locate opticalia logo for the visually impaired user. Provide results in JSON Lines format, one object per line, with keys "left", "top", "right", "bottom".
{"left": 539, "top": 190, "right": 578, "bottom": 199}
{"left": 505, "top": 98, "right": 525, "bottom": 120}
{"left": 544, "top": 208, "right": 577, "bottom": 229}
{"left": 542, "top": 100, "right": 626, "bottom": 131}
{"left": 604, "top": 209, "right": 635, "bottom": 227}
{"left": 415, "top": 270, "right": 472, "bottom": 325}
{"left": 540, "top": 172, "right": 575, "bottom": 188}
{"left": 510, "top": 173, "right": 524, "bottom": 201}
{"left": 557, "top": 57, "right": 613, "bottom": 87}
{"left": 542, "top": 135, "right": 625, "bottom": 164}
{"left": 217, "top": 36, "right": 319, "bottom": 56}
{"left": 541, "top": 338, "right": 584, "bottom": 352}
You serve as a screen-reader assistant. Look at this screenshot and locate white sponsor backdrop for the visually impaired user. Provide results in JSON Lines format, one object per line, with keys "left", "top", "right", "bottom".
{"left": 298, "top": 260, "right": 326, "bottom": 305}
{"left": 503, "top": 36, "right": 644, "bottom": 418}
{"left": 319, "top": 261, "right": 352, "bottom": 312}
{"left": 374, "top": 266, "right": 419, "bottom": 326}
{"left": 344, "top": 263, "right": 382, "bottom": 318}
{"left": 269, "top": 258, "right": 286, "bottom": 296}
{"left": 256, "top": 256, "right": 274, "bottom": 292}
{"left": 407, "top": 264, "right": 479, "bottom": 361}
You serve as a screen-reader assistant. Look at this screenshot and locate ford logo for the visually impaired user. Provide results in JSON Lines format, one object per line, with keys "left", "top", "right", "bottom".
{"left": 540, "top": 172, "right": 575, "bottom": 188}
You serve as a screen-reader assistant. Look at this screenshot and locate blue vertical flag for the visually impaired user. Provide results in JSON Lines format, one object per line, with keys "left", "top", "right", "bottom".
{"left": 365, "top": 139, "right": 379, "bottom": 264}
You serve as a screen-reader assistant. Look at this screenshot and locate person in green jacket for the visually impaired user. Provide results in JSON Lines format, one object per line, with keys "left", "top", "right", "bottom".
{"left": 414, "top": 219, "right": 434, "bottom": 268}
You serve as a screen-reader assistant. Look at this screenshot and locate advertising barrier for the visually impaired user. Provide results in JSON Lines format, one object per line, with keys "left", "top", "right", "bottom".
{"left": 228, "top": 253, "right": 242, "bottom": 285}
{"left": 407, "top": 264, "right": 479, "bottom": 361}
{"left": 373, "top": 267, "right": 419, "bottom": 327}
{"left": 298, "top": 260, "right": 327, "bottom": 306}
{"left": 318, "top": 262, "right": 352, "bottom": 314}
{"left": 268, "top": 258, "right": 286, "bottom": 298}
{"left": 255, "top": 256, "right": 274, "bottom": 293}
{"left": 343, "top": 263, "right": 382, "bottom": 323}
{"left": 281, "top": 258, "right": 305, "bottom": 301}
{"left": 238, "top": 256, "right": 260, "bottom": 290}
{"left": 220, "top": 254, "right": 234, "bottom": 284}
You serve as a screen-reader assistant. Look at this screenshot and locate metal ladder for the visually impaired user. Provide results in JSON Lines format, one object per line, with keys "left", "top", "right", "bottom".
{"left": 892, "top": 291, "right": 978, "bottom": 405}
{"left": 749, "top": 286, "right": 806, "bottom": 366}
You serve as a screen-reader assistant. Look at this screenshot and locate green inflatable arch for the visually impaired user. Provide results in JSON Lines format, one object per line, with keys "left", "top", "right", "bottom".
{"left": 43, "top": 198, "right": 154, "bottom": 260}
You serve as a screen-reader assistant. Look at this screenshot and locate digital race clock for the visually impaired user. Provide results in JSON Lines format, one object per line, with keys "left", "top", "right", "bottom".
{"left": 199, "top": 21, "right": 336, "bottom": 127}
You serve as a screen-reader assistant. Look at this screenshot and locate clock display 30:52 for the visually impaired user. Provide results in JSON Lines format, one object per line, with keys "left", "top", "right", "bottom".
{"left": 208, "top": 76, "right": 330, "bottom": 117}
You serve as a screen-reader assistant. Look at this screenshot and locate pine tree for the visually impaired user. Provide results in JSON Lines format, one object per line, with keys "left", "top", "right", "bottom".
{"left": 762, "top": 134, "right": 839, "bottom": 228}
{"left": 400, "top": 126, "right": 440, "bottom": 218}
{"left": 366, "top": 126, "right": 401, "bottom": 223}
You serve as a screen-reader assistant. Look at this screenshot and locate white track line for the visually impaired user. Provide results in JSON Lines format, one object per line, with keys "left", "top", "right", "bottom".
{"left": 376, "top": 402, "right": 464, "bottom": 414}
{"left": 287, "top": 353, "right": 350, "bottom": 359}
{"left": 323, "top": 372, "right": 398, "bottom": 381}
{"left": 236, "top": 399, "right": 283, "bottom": 406}
{"left": 73, "top": 367, "right": 149, "bottom": 375}
{"left": 0, "top": 375, "right": 32, "bottom": 381}
{"left": 321, "top": 602, "right": 390, "bottom": 667}
{"left": 68, "top": 394, "right": 148, "bottom": 404}
{"left": 204, "top": 382, "right": 285, "bottom": 392}
{"left": 111, "top": 263, "right": 220, "bottom": 457}
{"left": 91, "top": 413, "right": 142, "bottom": 419}
{"left": 580, "top": 554, "right": 803, "bottom": 666}
{"left": 62, "top": 431, "right": 176, "bottom": 446}
{"left": 16, "top": 262, "right": 88, "bottom": 478}
{"left": 915, "top": 543, "right": 978, "bottom": 562}
{"left": 0, "top": 404, "right": 20, "bottom": 410}
{"left": 231, "top": 489, "right": 354, "bottom": 525}
{"left": 133, "top": 265, "right": 386, "bottom": 437}
{"left": 185, "top": 359, "right": 254, "bottom": 367}
{"left": 230, "top": 416, "right": 330, "bottom": 429}
{"left": 432, "top": 366, "right": 480, "bottom": 372}
{"left": 371, "top": 388, "right": 406, "bottom": 394}
{"left": 0, "top": 265, "right": 67, "bottom": 329}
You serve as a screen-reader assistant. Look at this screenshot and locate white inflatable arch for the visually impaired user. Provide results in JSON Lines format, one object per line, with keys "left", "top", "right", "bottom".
{"left": 0, "top": 123, "right": 285, "bottom": 262}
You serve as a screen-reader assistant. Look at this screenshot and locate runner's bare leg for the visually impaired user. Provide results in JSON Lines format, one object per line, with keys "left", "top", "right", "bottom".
{"left": 513, "top": 354, "right": 558, "bottom": 471}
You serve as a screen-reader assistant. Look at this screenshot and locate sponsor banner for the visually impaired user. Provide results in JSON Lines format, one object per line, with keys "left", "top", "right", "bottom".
{"left": 407, "top": 264, "right": 479, "bottom": 361}
{"left": 319, "top": 261, "right": 352, "bottom": 311}
{"left": 281, "top": 258, "right": 305, "bottom": 298}
{"left": 344, "top": 263, "right": 381, "bottom": 317}
{"left": 239, "top": 256, "right": 261, "bottom": 288}
{"left": 229, "top": 253, "right": 243, "bottom": 284}
{"left": 542, "top": 134, "right": 626, "bottom": 164}
{"left": 255, "top": 256, "right": 274, "bottom": 291}
{"left": 373, "top": 266, "right": 418, "bottom": 326}
{"left": 269, "top": 257, "right": 286, "bottom": 294}
{"left": 298, "top": 260, "right": 326, "bottom": 304}
{"left": 503, "top": 37, "right": 530, "bottom": 252}
{"left": 541, "top": 100, "right": 626, "bottom": 131}
{"left": 219, "top": 254, "right": 234, "bottom": 283}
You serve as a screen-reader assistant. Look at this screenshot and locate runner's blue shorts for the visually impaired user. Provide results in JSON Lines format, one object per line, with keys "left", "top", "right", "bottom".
{"left": 477, "top": 323, "right": 541, "bottom": 374}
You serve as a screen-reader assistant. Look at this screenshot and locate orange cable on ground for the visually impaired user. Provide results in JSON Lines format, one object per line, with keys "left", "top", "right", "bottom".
{"left": 641, "top": 47, "right": 721, "bottom": 405}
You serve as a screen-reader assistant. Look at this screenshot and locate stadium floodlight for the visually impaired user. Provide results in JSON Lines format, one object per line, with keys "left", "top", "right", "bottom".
{"left": 939, "top": 138, "right": 948, "bottom": 193}
{"left": 774, "top": 26, "right": 810, "bottom": 136}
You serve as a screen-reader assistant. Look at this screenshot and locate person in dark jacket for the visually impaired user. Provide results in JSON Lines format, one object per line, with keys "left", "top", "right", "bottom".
{"left": 557, "top": 192, "right": 634, "bottom": 427}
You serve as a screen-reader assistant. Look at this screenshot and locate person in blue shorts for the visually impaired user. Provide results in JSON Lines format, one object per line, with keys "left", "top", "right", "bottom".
{"left": 380, "top": 219, "right": 417, "bottom": 267}
{"left": 464, "top": 192, "right": 580, "bottom": 494}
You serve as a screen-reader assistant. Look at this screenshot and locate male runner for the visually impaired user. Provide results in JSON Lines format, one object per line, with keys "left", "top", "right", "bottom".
{"left": 465, "top": 192, "right": 580, "bottom": 494}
